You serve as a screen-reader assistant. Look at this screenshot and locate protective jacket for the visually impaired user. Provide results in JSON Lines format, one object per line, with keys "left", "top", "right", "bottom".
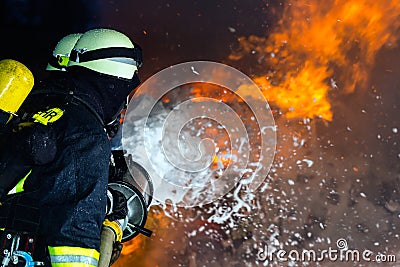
{"left": 0, "top": 68, "right": 138, "bottom": 266}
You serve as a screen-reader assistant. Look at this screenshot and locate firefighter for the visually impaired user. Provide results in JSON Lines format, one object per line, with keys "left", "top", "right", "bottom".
{"left": 0, "top": 28, "right": 142, "bottom": 266}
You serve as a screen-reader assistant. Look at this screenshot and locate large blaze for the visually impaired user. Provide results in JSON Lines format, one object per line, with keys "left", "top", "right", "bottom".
{"left": 114, "top": 206, "right": 174, "bottom": 267}
{"left": 115, "top": 1, "right": 400, "bottom": 266}
{"left": 230, "top": 0, "right": 400, "bottom": 121}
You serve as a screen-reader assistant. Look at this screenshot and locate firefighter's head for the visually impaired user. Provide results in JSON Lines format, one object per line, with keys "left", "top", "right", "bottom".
{"left": 67, "top": 28, "right": 142, "bottom": 80}
{"left": 66, "top": 28, "right": 142, "bottom": 124}
{"left": 46, "top": 33, "right": 83, "bottom": 71}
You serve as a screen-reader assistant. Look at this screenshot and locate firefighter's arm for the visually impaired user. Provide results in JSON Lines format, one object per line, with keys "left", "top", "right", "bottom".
{"left": 99, "top": 188, "right": 128, "bottom": 266}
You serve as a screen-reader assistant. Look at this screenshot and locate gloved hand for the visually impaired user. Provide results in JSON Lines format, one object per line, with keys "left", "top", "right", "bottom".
{"left": 109, "top": 241, "right": 123, "bottom": 266}
{"left": 106, "top": 188, "right": 128, "bottom": 222}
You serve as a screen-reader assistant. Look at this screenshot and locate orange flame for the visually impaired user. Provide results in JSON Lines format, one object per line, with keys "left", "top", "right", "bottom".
{"left": 120, "top": 206, "right": 170, "bottom": 256}
{"left": 212, "top": 153, "right": 235, "bottom": 170}
{"left": 190, "top": 82, "right": 245, "bottom": 103}
{"left": 120, "top": 235, "right": 143, "bottom": 256}
{"left": 230, "top": 0, "right": 400, "bottom": 121}
{"left": 113, "top": 206, "right": 176, "bottom": 267}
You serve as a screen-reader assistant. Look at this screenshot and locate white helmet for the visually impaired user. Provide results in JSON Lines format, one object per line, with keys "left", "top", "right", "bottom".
{"left": 46, "top": 33, "right": 83, "bottom": 71}
{"left": 67, "top": 28, "right": 142, "bottom": 80}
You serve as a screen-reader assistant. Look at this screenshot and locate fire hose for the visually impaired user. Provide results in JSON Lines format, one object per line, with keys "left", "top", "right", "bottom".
{"left": 98, "top": 181, "right": 152, "bottom": 267}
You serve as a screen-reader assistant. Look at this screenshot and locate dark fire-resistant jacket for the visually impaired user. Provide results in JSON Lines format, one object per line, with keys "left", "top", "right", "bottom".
{"left": 0, "top": 68, "right": 138, "bottom": 265}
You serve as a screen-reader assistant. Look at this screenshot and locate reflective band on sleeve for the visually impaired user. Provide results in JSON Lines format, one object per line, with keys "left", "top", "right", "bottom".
{"left": 49, "top": 255, "right": 98, "bottom": 267}
{"left": 48, "top": 246, "right": 99, "bottom": 267}
{"left": 13, "top": 170, "right": 32, "bottom": 194}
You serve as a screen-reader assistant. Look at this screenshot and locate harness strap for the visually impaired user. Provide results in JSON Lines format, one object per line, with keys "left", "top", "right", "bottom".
{"left": 29, "top": 90, "right": 104, "bottom": 127}
{"left": 0, "top": 193, "right": 41, "bottom": 234}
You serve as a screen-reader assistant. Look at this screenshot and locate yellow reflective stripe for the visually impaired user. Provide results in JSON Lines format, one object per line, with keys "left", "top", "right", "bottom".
{"left": 7, "top": 170, "right": 32, "bottom": 195}
{"left": 48, "top": 246, "right": 99, "bottom": 267}
{"left": 48, "top": 246, "right": 100, "bottom": 259}
{"left": 15, "top": 170, "right": 32, "bottom": 193}
{"left": 32, "top": 107, "right": 64, "bottom": 125}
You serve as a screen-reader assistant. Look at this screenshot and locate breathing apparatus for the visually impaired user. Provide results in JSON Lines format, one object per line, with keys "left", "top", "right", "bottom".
{"left": 0, "top": 59, "right": 34, "bottom": 126}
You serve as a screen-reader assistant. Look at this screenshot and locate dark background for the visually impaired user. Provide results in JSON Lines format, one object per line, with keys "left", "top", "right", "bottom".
{"left": 0, "top": 0, "right": 281, "bottom": 81}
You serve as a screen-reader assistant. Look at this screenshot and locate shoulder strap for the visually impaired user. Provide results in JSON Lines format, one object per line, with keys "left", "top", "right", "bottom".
{"left": 29, "top": 90, "right": 105, "bottom": 127}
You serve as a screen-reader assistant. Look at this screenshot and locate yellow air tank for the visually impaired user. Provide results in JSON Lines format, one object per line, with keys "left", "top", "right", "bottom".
{"left": 0, "top": 59, "right": 34, "bottom": 124}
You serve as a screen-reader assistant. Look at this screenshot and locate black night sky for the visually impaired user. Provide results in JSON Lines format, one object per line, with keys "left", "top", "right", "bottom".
{"left": 0, "top": 0, "right": 280, "bottom": 80}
